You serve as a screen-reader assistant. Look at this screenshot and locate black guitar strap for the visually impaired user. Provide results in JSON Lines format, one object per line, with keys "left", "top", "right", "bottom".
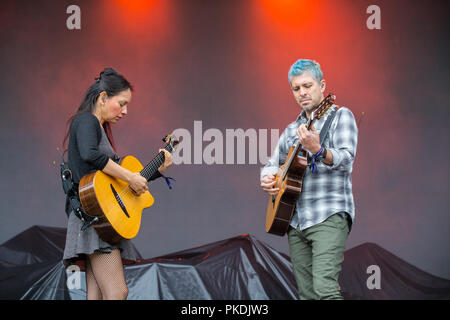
{"left": 319, "top": 105, "right": 341, "bottom": 145}
{"left": 60, "top": 149, "right": 101, "bottom": 231}
{"left": 306, "top": 105, "right": 340, "bottom": 166}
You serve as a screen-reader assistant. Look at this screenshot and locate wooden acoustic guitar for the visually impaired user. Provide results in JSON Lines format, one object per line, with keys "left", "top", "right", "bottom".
{"left": 265, "top": 94, "right": 336, "bottom": 236}
{"left": 79, "top": 134, "right": 179, "bottom": 244}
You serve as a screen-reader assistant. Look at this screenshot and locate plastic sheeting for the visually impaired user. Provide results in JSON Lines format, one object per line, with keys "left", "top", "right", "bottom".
{"left": 121, "top": 234, "right": 298, "bottom": 300}
{"left": 1, "top": 225, "right": 450, "bottom": 300}
{"left": 339, "top": 242, "right": 450, "bottom": 300}
{"left": 0, "top": 226, "right": 67, "bottom": 266}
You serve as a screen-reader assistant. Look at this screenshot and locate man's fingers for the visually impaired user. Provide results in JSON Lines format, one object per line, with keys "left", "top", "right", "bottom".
{"left": 262, "top": 177, "right": 276, "bottom": 184}
{"left": 300, "top": 124, "right": 309, "bottom": 135}
{"left": 263, "top": 174, "right": 275, "bottom": 181}
{"left": 261, "top": 180, "right": 276, "bottom": 188}
{"left": 297, "top": 125, "right": 306, "bottom": 139}
{"left": 263, "top": 184, "right": 279, "bottom": 191}
{"left": 262, "top": 175, "right": 278, "bottom": 195}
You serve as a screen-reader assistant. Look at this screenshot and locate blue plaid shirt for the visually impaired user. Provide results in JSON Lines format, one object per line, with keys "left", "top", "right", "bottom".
{"left": 260, "top": 105, "right": 358, "bottom": 231}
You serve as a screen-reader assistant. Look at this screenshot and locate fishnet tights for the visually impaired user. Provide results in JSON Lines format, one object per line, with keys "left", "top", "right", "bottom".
{"left": 85, "top": 249, "right": 128, "bottom": 300}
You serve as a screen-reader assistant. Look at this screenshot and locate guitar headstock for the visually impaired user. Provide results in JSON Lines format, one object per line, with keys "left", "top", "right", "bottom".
{"left": 311, "top": 93, "right": 336, "bottom": 120}
{"left": 162, "top": 134, "right": 179, "bottom": 151}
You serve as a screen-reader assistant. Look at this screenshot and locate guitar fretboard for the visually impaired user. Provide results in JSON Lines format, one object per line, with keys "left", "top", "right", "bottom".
{"left": 140, "top": 144, "right": 173, "bottom": 181}
{"left": 281, "top": 94, "right": 335, "bottom": 181}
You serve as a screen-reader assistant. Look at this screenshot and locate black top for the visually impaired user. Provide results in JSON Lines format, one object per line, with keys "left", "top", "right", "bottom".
{"left": 65, "top": 112, "right": 161, "bottom": 215}
{"left": 68, "top": 112, "right": 110, "bottom": 184}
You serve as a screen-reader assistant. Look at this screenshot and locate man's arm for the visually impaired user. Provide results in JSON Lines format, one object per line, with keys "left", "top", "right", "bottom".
{"left": 260, "top": 128, "right": 289, "bottom": 195}
{"left": 319, "top": 145, "right": 333, "bottom": 166}
{"left": 296, "top": 107, "right": 357, "bottom": 170}
{"left": 260, "top": 129, "right": 288, "bottom": 181}
{"left": 326, "top": 107, "right": 358, "bottom": 170}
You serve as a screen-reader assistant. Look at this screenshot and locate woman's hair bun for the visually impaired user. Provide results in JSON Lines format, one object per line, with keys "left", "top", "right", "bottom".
{"left": 95, "top": 67, "right": 117, "bottom": 81}
{"left": 102, "top": 68, "right": 117, "bottom": 77}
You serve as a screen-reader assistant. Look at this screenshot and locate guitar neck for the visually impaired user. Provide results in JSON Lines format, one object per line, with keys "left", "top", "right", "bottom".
{"left": 281, "top": 108, "right": 321, "bottom": 181}
{"left": 305, "top": 117, "right": 315, "bottom": 131}
{"left": 140, "top": 144, "right": 173, "bottom": 181}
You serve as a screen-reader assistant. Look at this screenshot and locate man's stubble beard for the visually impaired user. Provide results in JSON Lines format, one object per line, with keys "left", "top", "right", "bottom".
{"left": 300, "top": 100, "right": 319, "bottom": 114}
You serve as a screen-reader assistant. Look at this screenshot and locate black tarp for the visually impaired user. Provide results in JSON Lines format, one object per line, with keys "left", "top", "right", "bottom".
{"left": 339, "top": 242, "right": 450, "bottom": 299}
{"left": 0, "top": 225, "right": 67, "bottom": 266}
{"left": 0, "top": 225, "right": 449, "bottom": 300}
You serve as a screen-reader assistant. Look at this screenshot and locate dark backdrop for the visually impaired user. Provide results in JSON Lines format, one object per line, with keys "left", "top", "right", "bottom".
{"left": 1, "top": 0, "right": 449, "bottom": 279}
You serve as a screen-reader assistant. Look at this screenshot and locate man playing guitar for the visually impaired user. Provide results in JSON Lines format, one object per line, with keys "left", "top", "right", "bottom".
{"left": 260, "top": 59, "right": 358, "bottom": 300}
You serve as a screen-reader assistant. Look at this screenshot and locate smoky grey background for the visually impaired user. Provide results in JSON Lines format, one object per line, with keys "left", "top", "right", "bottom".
{"left": 0, "top": 0, "right": 449, "bottom": 280}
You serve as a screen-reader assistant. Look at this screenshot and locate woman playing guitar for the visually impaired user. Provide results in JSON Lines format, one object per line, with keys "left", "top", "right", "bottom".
{"left": 62, "top": 68, "right": 172, "bottom": 300}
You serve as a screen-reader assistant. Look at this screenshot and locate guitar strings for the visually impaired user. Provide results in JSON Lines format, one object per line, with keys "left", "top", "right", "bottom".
{"left": 100, "top": 149, "right": 169, "bottom": 215}
{"left": 102, "top": 159, "right": 161, "bottom": 214}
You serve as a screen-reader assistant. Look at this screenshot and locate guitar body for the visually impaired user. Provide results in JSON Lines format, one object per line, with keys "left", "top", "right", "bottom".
{"left": 265, "top": 146, "right": 308, "bottom": 236}
{"left": 79, "top": 155, "right": 154, "bottom": 244}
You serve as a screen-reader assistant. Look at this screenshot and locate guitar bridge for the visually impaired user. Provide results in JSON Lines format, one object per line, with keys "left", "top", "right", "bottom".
{"left": 110, "top": 184, "right": 130, "bottom": 218}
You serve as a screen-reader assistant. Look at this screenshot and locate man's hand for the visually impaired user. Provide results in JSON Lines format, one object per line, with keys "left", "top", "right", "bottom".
{"left": 296, "top": 124, "right": 321, "bottom": 154}
{"left": 261, "top": 174, "right": 279, "bottom": 195}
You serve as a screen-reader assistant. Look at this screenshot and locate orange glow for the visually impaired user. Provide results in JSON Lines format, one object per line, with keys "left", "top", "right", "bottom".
{"left": 106, "top": 0, "right": 172, "bottom": 34}
{"left": 114, "top": 0, "right": 157, "bottom": 15}
{"left": 258, "top": 0, "right": 318, "bottom": 30}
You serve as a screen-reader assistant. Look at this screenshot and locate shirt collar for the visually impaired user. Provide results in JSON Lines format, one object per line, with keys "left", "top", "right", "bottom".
{"left": 296, "top": 110, "right": 309, "bottom": 122}
{"left": 296, "top": 104, "right": 336, "bottom": 123}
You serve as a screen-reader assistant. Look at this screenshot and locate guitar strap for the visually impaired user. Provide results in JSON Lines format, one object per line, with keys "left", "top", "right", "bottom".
{"left": 60, "top": 149, "right": 102, "bottom": 231}
{"left": 307, "top": 105, "right": 341, "bottom": 166}
{"left": 319, "top": 105, "right": 341, "bottom": 144}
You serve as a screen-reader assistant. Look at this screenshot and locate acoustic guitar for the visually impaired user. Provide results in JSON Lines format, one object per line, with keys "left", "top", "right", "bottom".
{"left": 265, "top": 94, "right": 336, "bottom": 236}
{"left": 79, "top": 134, "right": 179, "bottom": 244}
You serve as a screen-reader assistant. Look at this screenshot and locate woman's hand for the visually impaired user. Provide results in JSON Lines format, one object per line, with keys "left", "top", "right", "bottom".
{"left": 102, "top": 159, "right": 148, "bottom": 196}
{"left": 128, "top": 172, "right": 148, "bottom": 196}
{"left": 158, "top": 149, "right": 173, "bottom": 174}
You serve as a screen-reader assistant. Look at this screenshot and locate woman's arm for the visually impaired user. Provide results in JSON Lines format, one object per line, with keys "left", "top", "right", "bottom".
{"left": 75, "top": 113, "right": 110, "bottom": 169}
{"left": 101, "top": 158, "right": 133, "bottom": 183}
{"left": 102, "top": 159, "right": 148, "bottom": 195}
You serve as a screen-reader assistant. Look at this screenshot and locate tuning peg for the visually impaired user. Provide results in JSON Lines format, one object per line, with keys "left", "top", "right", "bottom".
{"left": 163, "top": 134, "right": 174, "bottom": 143}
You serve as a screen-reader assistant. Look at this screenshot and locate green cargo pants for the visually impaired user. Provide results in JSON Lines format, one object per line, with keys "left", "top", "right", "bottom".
{"left": 287, "top": 212, "right": 350, "bottom": 300}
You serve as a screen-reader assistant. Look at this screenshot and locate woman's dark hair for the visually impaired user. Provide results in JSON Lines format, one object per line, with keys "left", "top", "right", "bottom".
{"left": 62, "top": 67, "right": 133, "bottom": 151}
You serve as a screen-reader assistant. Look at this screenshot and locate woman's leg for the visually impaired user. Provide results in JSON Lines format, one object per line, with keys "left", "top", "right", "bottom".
{"left": 87, "top": 249, "right": 128, "bottom": 300}
{"left": 85, "top": 257, "right": 102, "bottom": 300}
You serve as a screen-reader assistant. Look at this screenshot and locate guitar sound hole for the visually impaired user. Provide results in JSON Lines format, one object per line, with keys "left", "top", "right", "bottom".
{"left": 110, "top": 184, "right": 130, "bottom": 218}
